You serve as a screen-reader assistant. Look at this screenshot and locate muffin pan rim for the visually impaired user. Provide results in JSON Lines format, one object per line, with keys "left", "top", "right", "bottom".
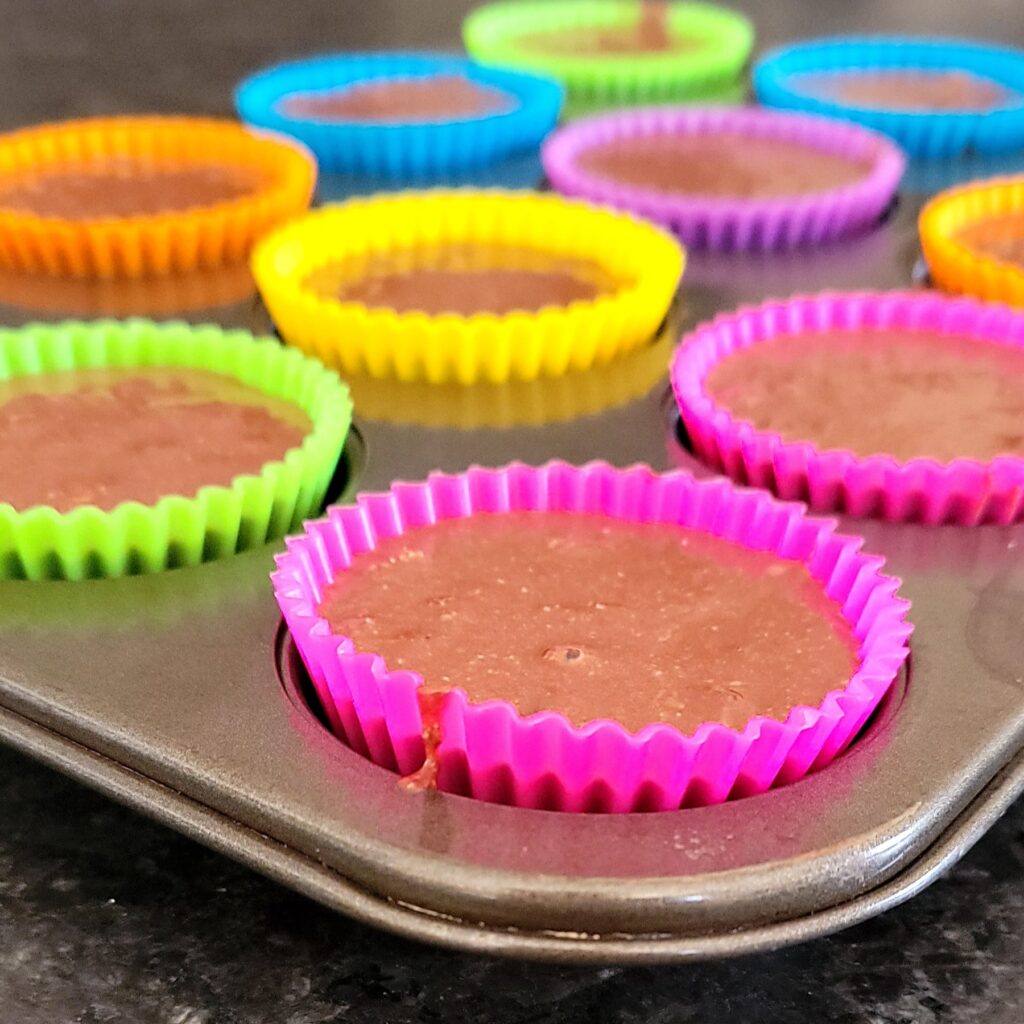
{"left": 0, "top": 696, "right": 1019, "bottom": 965}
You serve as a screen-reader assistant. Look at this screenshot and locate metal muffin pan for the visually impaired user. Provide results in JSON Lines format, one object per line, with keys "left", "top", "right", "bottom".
{"left": 0, "top": 185, "right": 1022, "bottom": 965}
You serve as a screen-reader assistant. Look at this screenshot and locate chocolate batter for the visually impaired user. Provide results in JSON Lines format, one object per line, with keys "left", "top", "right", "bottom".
{"left": 0, "top": 367, "right": 310, "bottom": 511}
{"left": 793, "top": 70, "right": 1014, "bottom": 111}
{"left": 519, "top": 3, "right": 696, "bottom": 56}
{"left": 306, "top": 243, "right": 618, "bottom": 316}
{"left": 576, "top": 132, "right": 873, "bottom": 198}
{"left": 956, "top": 214, "right": 1024, "bottom": 270}
{"left": 0, "top": 157, "right": 263, "bottom": 220}
{"left": 319, "top": 512, "right": 859, "bottom": 734}
{"left": 706, "top": 328, "right": 1024, "bottom": 462}
{"left": 278, "top": 74, "right": 516, "bottom": 123}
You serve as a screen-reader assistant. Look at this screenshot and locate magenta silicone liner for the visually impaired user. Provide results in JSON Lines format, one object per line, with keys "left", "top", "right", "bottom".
{"left": 542, "top": 106, "right": 906, "bottom": 251}
{"left": 672, "top": 291, "right": 1024, "bottom": 525}
{"left": 272, "top": 461, "right": 911, "bottom": 814}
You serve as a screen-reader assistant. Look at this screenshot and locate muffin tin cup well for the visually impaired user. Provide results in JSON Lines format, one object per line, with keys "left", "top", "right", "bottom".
{"left": 671, "top": 291, "right": 1024, "bottom": 525}
{"left": 753, "top": 37, "right": 1024, "bottom": 158}
{"left": 0, "top": 116, "right": 316, "bottom": 279}
{"left": 0, "top": 320, "right": 352, "bottom": 581}
{"left": 272, "top": 461, "right": 911, "bottom": 814}
{"left": 0, "top": 263, "right": 257, "bottom": 319}
{"left": 542, "top": 106, "right": 906, "bottom": 251}
{"left": 251, "top": 189, "right": 684, "bottom": 385}
{"left": 463, "top": 1, "right": 754, "bottom": 109}
{"left": 235, "top": 53, "right": 563, "bottom": 180}
{"left": 343, "top": 325, "right": 675, "bottom": 429}
{"left": 919, "top": 176, "right": 1024, "bottom": 307}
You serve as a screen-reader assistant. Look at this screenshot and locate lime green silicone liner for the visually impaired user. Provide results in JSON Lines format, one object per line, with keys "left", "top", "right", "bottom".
{"left": 462, "top": 1, "right": 754, "bottom": 106}
{"left": 0, "top": 320, "right": 352, "bottom": 581}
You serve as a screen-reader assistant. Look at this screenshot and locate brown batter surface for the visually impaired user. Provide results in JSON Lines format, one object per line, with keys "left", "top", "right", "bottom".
{"left": 0, "top": 157, "right": 263, "bottom": 220}
{"left": 278, "top": 74, "right": 516, "bottom": 123}
{"left": 793, "top": 69, "right": 1014, "bottom": 111}
{"left": 306, "top": 243, "right": 619, "bottom": 316}
{"left": 576, "top": 132, "right": 872, "bottom": 198}
{"left": 318, "top": 512, "right": 859, "bottom": 734}
{"left": 0, "top": 367, "right": 310, "bottom": 511}
{"left": 956, "top": 214, "right": 1024, "bottom": 270}
{"left": 706, "top": 328, "right": 1024, "bottom": 462}
{"left": 518, "top": 3, "right": 697, "bottom": 56}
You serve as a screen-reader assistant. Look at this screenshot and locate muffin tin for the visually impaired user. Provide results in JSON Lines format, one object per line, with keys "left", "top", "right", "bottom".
{"left": 0, "top": 175, "right": 1021, "bottom": 964}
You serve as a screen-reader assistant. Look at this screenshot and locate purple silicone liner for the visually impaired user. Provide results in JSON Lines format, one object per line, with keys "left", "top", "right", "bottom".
{"left": 672, "top": 291, "right": 1024, "bottom": 525}
{"left": 542, "top": 106, "right": 906, "bottom": 251}
{"left": 272, "top": 461, "right": 912, "bottom": 814}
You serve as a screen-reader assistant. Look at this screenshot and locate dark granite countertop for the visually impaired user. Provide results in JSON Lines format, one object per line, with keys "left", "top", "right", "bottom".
{"left": 1, "top": 743, "right": 1021, "bottom": 1022}
{"left": 0, "top": 1, "right": 1021, "bottom": 1021}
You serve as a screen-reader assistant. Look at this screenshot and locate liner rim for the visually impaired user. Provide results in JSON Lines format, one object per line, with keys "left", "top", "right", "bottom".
{"left": 541, "top": 105, "right": 906, "bottom": 249}
{"left": 251, "top": 188, "right": 685, "bottom": 384}
{"left": 0, "top": 318, "right": 352, "bottom": 579}
{"left": 271, "top": 461, "right": 912, "bottom": 810}
{"left": 670, "top": 290, "right": 1024, "bottom": 523}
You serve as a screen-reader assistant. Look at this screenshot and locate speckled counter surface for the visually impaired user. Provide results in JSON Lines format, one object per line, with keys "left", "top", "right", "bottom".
{"left": 0, "top": 744, "right": 1021, "bottom": 1023}
{"left": 0, "top": 1, "right": 1021, "bottom": 1021}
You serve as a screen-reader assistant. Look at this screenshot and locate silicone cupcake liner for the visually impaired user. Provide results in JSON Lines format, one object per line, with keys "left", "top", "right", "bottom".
{"left": 463, "top": 2, "right": 754, "bottom": 108}
{"left": 754, "top": 37, "right": 1024, "bottom": 158}
{"left": 251, "top": 190, "right": 684, "bottom": 385}
{"left": 919, "top": 176, "right": 1024, "bottom": 307}
{"left": 671, "top": 291, "right": 1024, "bottom": 525}
{"left": 542, "top": 106, "right": 905, "bottom": 251}
{"left": 344, "top": 326, "right": 674, "bottom": 429}
{"left": 0, "top": 117, "right": 316, "bottom": 279}
{"left": 272, "top": 461, "right": 911, "bottom": 814}
{"left": 235, "top": 53, "right": 562, "bottom": 180}
{"left": 0, "top": 320, "right": 351, "bottom": 581}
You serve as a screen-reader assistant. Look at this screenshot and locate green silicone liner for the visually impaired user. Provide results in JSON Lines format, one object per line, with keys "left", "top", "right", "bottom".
{"left": 462, "top": 1, "right": 754, "bottom": 106}
{"left": 0, "top": 320, "right": 352, "bottom": 581}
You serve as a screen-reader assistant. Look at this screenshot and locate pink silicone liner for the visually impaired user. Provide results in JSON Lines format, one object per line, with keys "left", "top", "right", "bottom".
{"left": 272, "top": 462, "right": 911, "bottom": 814}
{"left": 672, "top": 291, "right": 1024, "bottom": 525}
{"left": 541, "top": 106, "right": 906, "bottom": 251}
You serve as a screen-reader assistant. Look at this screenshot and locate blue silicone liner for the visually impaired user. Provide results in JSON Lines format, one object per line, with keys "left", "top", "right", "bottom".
{"left": 754, "top": 37, "right": 1024, "bottom": 158}
{"left": 235, "top": 52, "right": 563, "bottom": 179}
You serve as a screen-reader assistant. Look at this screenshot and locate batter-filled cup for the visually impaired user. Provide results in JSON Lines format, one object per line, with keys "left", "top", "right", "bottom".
{"left": 542, "top": 106, "right": 905, "bottom": 251}
{"left": 672, "top": 290, "right": 1024, "bottom": 524}
{"left": 235, "top": 52, "right": 562, "bottom": 180}
{"left": 272, "top": 461, "right": 911, "bottom": 813}
{"left": 0, "top": 116, "right": 315, "bottom": 279}
{"left": 463, "top": 1, "right": 753, "bottom": 110}
{"left": 754, "top": 36, "right": 1024, "bottom": 158}
{"left": 919, "top": 176, "right": 1024, "bottom": 308}
{"left": 0, "top": 320, "right": 351, "bottom": 580}
{"left": 251, "top": 189, "right": 684, "bottom": 385}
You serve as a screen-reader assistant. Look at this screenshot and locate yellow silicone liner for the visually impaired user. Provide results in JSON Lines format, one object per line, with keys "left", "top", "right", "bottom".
{"left": 920, "top": 176, "right": 1024, "bottom": 307}
{"left": 251, "top": 190, "right": 685, "bottom": 385}
{"left": 0, "top": 116, "right": 316, "bottom": 279}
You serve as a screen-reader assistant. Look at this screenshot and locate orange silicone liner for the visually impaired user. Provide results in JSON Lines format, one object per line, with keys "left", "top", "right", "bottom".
{"left": 0, "top": 116, "right": 316, "bottom": 279}
{"left": 919, "top": 176, "right": 1024, "bottom": 307}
